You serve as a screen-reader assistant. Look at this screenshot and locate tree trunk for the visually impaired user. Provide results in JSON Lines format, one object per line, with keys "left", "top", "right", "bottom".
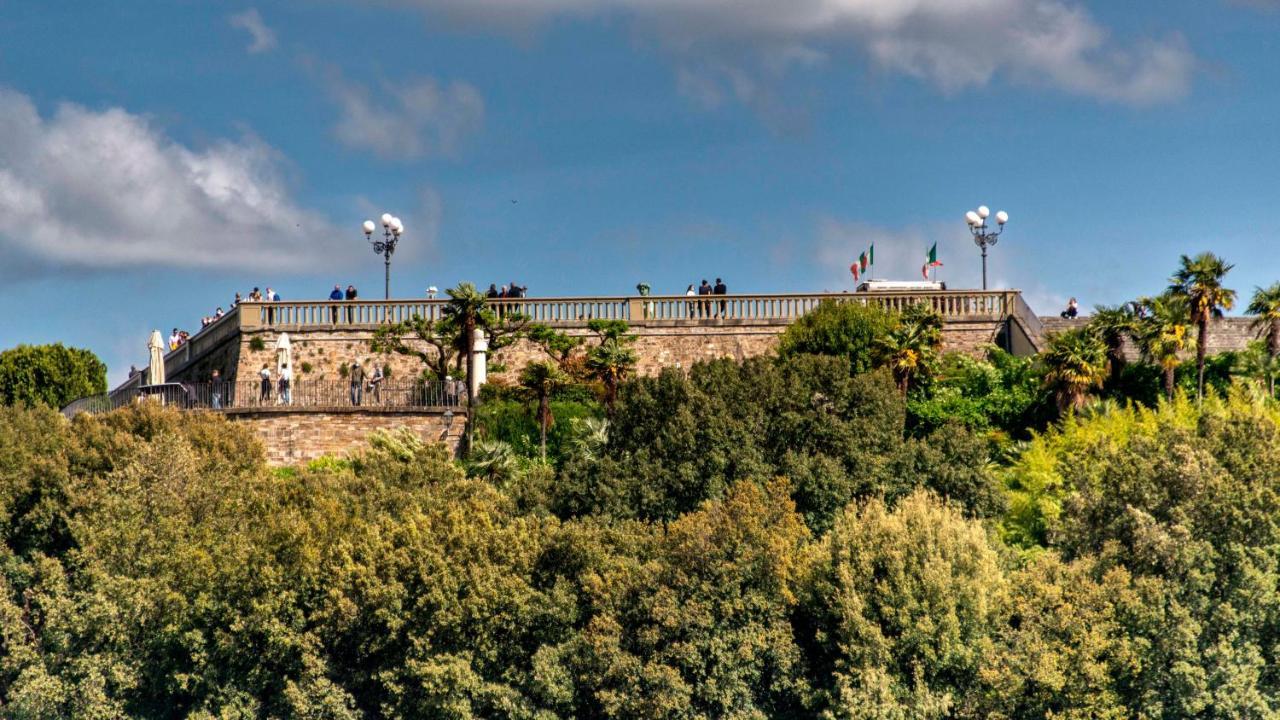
{"left": 1197, "top": 314, "right": 1209, "bottom": 400}
{"left": 1270, "top": 318, "right": 1280, "bottom": 359}
{"left": 464, "top": 316, "right": 476, "bottom": 451}
{"left": 539, "top": 394, "right": 549, "bottom": 461}
{"left": 1164, "top": 366, "right": 1176, "bottom": 401}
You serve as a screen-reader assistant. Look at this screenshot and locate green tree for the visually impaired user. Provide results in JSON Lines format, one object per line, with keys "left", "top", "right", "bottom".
{"left": 463, "top": 438, "right": 520, "bottom": 483}
{"left": 799, "top": 490, "right": 1004, "bottom": 718}
{"left": 1039, "top": 328, "right": 1109, "bottom": 413}
{"left": 526, "top": 324, "right": 584, "bottom": 372}
{"left": 0, "top": 343, "right": 107, "bottom": 409}
{"left": 778, "top": 300, "right": 897, "bottom": 373}
{"left": 874, "top": 304, "right": 942, "bottom": 394}
{"left": 1169, "top": 252, "right": 1237, "bottom": 399}
{"left": 519, "top": 360, "right": 569, "bottom": 461}
{"left": 1135, "top": 292, "right": 1195, "bottom": 401}
{"left": 585, "top": 320, "right": 637, "bottom": 415}
{"left": 1246, "top": 282, "right": 1280, "bottom": 359}
{"left": 370, "top": 313, "right": 458, "bottom": 382}
{"left": 1236, "top": 340, "right": 1280, "bottom": 398}
{"left": 1088, "top": 304, "right": 1138, "bottom": 387}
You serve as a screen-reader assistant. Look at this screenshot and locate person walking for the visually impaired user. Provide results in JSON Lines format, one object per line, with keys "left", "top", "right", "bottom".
{"left": 714, "top": 277, "right": 728, "bottom": 318}
{"left": 258, "top": 365, "right": 272, "bottom": 404}
{"left": 349, "top": 361, "right": 365, "bottom": 406}
{"left": 345, "top": 284, "right": 358, "bottom": 323}
{"left": 329, "top": 284, "right": 343, "bottom": 323}
{"left": 698, "top": 279, "right": 713, "bottom": 318}
{"left": 211, "top": 369, "right": 223, "bottom": 409}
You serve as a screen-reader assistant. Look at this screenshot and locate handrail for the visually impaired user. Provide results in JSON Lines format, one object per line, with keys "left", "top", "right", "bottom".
{"left": 235, "top": 290, "right": 1025, "bottom": 328}
{"left": 66, "top": 379, "right": 465, "bottom": 417}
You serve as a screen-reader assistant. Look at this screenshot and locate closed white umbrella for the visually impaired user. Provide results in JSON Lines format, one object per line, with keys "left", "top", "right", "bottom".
{"left": 276, "top": 333, "right": 291, "bottom": 375}
{"left": 147, "top": 331, "right": 166, "bottom": 386}
{"left": 276, "top": 333, "right": 292, "bottom": 404}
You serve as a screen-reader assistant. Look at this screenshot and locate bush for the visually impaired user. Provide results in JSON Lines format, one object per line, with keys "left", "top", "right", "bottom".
{"left": 777, "top": 300, "right": 897, "bottom": 373}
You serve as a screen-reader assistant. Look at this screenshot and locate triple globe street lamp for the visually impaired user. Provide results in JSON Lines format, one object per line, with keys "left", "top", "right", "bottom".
{"left": 965, "top": 205, "right": 1009, "bottom": 291}
{"left": 362, "top": 213, "right": 404, "bottom": 300}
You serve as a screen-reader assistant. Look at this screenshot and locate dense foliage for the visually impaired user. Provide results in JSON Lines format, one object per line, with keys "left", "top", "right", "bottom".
{"left": 0, "top": 343, "right": 107, "bottom": 409}
{"left": 8, "top": 257, "right": 1280, "bottom": 717}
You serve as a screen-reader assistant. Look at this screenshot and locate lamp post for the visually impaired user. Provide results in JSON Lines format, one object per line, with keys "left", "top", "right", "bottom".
{"left": 965, "top": 205, "right": 1009, "bottom": 290}
{"left": 363, "top": 213, "right": 404, "bottom": 300}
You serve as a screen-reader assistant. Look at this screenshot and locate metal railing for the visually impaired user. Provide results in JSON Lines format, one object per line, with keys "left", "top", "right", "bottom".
{"left": 234, "top": 290, "right": 1024, "bottom": 329}
{"left": 64, "top": 379, "right": 464, "bottom": 417}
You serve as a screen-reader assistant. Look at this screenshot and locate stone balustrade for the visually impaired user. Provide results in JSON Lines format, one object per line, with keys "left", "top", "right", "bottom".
{"left": 232, "top": 290, "right": 1025, "bottom": 330}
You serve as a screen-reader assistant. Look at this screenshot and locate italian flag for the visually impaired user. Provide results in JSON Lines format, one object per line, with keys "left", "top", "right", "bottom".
{"left": 851, "top": 244, "right": 875, "bottom": 283}
{"left": 922, "top": 242, "right": 942, "bottom": 279}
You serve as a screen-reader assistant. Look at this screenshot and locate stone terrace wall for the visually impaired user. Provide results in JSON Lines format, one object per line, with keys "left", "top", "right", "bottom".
{"left": 206, "top": 319, "right": 1013, "bottom": 388}
{"left": 226, "top": 407, "right": 463, "bottom": 466}
{"left": 1039, "top": 316, "right": 1260, "bottom": 360}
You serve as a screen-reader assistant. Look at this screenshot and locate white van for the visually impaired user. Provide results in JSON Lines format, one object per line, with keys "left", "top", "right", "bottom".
{"left": 855, "top": 280, "right": 947, "bottom": 292}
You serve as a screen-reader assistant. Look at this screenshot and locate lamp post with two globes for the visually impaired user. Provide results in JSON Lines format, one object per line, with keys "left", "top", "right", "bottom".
{"left": 964, "top": 205, "right": 1009, "bottom": 291}
{"left": 363, "top": 213, "right": 404, "bottom": 300}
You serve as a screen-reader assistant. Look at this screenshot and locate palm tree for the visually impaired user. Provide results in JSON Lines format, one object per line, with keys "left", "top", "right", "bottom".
{"left": 1136, "top": 293, "right": 1194, "bottom": 401}
{"left": 1169, "top": 253, "right": 1237, "bottom": 399}
{"left": 874, "top": 304, "right": 943, "bottom": 395}
{"left": 1246, "top": 283, "right": 1280, "bottom": 360}
{"left": 520, "top": 360, "right": 568, "bottom": 461}
{"left": 874, "top": 323, "right": 935, "bottom": 395}
{"left": 587, "top": 339, "right": 638, "bottom": 415}
{"left": 465, "top": 439, "right": 519, "bottom": 483}
{"left": 441, "top": 283, "right": 492, "bottom": 448}
{"left": 1088, "top": 304, "right": 1138, "bottom": 387}
{"left": 1236, "top": 340, "right": 1280, "bottom": 399}
{"left": 1040, "top": 328, "right": 1109, "bottom": 413}
{"left": 569, "top": 417, "right": 610, "bottom": 460}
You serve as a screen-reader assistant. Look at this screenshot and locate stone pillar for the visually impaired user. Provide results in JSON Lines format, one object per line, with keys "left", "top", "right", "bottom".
{"left": 470, "top": 328, "right": 488, "bottom": 399}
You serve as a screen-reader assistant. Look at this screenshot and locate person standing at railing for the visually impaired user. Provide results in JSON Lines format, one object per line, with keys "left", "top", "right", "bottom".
{"left": 368, "top": 365, "right": 383, "bottom": 404}
{"left": 698, "top": 279, "right": 713, "bottom": 318}
{"left": 345, "top": 285, "right": 358, "bottom": 323}
{"left": 685, "top": 284, "right": 697, "bottom": 318}
{"left": 349, "top": 361, "right": 364, "bottom": 406}
{"left": 265, "top": 287, "right": 276, "bottom": 325}
{"left": 279, "top": 364, "right": 292, "bottom": 405}
{"left": 329, "top": 285, "right": 343, "bottom": 323}
{"left": 714, "top": 278, "right": 728, "bottom": 318}
{"left": 259, "top": 365, "right": 272, "bottom": 403}
{"left": 211, "top": 369, "right": 223, "bottom": 409}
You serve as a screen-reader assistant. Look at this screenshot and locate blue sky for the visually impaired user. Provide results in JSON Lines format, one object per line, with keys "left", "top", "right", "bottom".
{"left": 2, "top": 0, "right": 1279, "bottom": 383}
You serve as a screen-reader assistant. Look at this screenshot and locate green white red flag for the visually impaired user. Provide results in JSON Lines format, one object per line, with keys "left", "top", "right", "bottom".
{"left": 922, "top": 242, "right": 942, "bottom": 279}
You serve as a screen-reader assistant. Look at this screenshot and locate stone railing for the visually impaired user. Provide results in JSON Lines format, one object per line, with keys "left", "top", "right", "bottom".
{"left": 234, "top": 290, "right": 1024, "bottom": 329}
{"left": 65, "top": 380, "right": 464, "bottom": 417}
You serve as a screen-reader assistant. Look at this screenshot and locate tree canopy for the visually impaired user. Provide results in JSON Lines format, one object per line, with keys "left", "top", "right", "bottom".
{"left": 0, "top": 343, "right": 107, "bottom": 409}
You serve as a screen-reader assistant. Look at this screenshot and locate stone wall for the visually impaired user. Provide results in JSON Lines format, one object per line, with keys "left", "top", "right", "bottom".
{"left": 226, "top": 407, "right": 464, "bottom": 466}
{"left": 202, "top": 318, "right": 1013, "bottom": 388}
{"left": 1038, "top": 316, "right": 1261, "bottom": 359}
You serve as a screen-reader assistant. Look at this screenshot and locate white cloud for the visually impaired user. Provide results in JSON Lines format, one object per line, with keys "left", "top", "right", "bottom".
{"left": 384, "top": 0, "right": 1194, "bottom": 105}
{"left": 322, "top": 65, "right": 485, "bottom": 160}
{"left": 229, "top": 8, "right": 278, "bottom": 54}
{"left": 0, "top": 87, "right": 345, "bottom": 278}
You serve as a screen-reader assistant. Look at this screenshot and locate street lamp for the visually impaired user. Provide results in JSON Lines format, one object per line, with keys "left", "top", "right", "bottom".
{"left": 363, "top": 213, "right": 404, "bottom": 299}
{"left": 965, "top": 205, "right": 1009, "bottom": 290}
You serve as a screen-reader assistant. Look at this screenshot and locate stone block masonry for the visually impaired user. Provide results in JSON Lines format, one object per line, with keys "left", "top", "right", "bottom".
{"left": 225, "top": 406, "right": 464, "bottom": 466}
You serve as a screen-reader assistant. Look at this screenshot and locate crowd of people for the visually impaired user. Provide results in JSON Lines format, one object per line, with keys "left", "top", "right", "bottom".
{"left": 486, "top": 282, "right": 528, "bottom": 299}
